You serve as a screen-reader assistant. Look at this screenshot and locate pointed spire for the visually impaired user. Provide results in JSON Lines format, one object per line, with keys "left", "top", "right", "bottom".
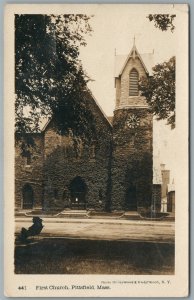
{"left": 132, "top": 35, "right": 136, "bottom": 60}
{"left": 133, "top": 35, "right": 136, "bottom": 47}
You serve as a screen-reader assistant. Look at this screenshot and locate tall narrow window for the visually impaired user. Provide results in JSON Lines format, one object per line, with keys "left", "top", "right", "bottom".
{"left": 129, "top": 68, "right": 139, "bottom": 96}
{"left": 89, "top": 142, "right": 96, "bottom": 159}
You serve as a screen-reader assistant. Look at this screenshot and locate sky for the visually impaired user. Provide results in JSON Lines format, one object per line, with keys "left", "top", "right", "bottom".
{"left": 78, "top": 6, "right": 177, "bottom": 181}
{"left": 79, "top": 6, "right": 177, "bottom": 116}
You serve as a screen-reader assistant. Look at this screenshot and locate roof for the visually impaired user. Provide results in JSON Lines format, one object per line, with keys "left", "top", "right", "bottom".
{"left": 87, "top": 89, "right": 112, "bottom": 128}
{"left": 114, "top": 51, "right": 155, "bottom": 78}
{"left": 41, "top": 88, "right": 112, "bottom": 132}
{"left": 107, "top": 116, "right": 113, "bottom": 124}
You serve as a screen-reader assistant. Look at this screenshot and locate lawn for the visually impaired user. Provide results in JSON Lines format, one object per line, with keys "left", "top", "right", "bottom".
{"left": 15, "top": 238, "right": 174, "bottom": 274}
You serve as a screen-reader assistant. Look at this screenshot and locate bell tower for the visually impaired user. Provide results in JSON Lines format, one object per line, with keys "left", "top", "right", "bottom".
{"left": 111, "top": 41, "right": 153, "bottom": 211}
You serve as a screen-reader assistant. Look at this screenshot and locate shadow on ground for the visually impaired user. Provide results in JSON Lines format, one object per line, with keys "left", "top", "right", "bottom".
{"left": 15, "top": 238, "right": 174, "bottom": 275}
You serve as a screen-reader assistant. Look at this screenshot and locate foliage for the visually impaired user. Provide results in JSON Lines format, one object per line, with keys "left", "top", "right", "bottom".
{"left": 139, "top": 56, "right": 175, "bottom": 129}
{"left": 15, "top": 14, "right": 94, "bottom": 150}
{"left": 125, "top": 152, "right": 153, "bottom": 208}
{"left": 147, "top": 14, "right": 176, "bottom": 32}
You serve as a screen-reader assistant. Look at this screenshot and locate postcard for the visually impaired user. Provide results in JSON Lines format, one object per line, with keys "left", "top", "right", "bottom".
{"left": 4, "top": 4, "right": 189, "bottom": 297}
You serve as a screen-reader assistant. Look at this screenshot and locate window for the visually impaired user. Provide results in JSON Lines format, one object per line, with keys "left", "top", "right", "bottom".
{"left": 89, "top": 142, "right": 96, "bottom": 159}
{"left": 129, "top": 68, "right": 139, "bottom": 96}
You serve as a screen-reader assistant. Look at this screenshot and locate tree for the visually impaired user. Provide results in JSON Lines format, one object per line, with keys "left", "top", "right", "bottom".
{"left": 15, "top": 14, "right": 95, "bottom": 152}
{"left": 147, "top": 14, "right": 176, "bottom": 32}
{"left": 139, "top": 56, "right": 175, "bottom": 129}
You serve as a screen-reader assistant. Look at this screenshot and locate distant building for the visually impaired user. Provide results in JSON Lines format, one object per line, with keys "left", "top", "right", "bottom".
{"left": 167, "top": 180, "right": 175, "bottom": 214}
{"left": 152, "top": 156, "right": 162, "bottom": 212}
{"left": 152, "top": 160, "right": 175, "bottom": 213}
{"left": 161, "top": 163, "right": 170, "bottom": 198}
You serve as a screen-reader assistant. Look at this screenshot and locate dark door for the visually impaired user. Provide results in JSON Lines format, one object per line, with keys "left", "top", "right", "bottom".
{"left": 22, "top": 184, "right": 34, "bottom": 209}
{"left": 125, "top": 185, "right": 137, "bottom": 211}
{"left": 69, "top": 177, "right": 87, "bottom": 209}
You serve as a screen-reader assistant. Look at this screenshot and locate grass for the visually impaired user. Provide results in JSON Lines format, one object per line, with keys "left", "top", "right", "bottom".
{"left": 15, "top": 238, "right": 174, "bottom": 274}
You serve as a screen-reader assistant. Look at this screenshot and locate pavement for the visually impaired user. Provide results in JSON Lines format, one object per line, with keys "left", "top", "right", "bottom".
{"left": 15, "top": 216, "right": 175, "bottom": 244}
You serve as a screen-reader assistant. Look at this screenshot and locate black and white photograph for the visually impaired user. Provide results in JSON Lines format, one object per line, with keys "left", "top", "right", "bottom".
{"left": 4, "top": 4, "right": 188, "bottom": 297}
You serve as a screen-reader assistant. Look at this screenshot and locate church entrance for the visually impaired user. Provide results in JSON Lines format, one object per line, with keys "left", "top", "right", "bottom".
{"left": 125, "top": 185, "right": 137, "bottom": 211}
{"left": 22, "top": 184, "right": 34, "bottom": 209}
{"left": 69, "top": 177, "right": 87, "bottom": 209}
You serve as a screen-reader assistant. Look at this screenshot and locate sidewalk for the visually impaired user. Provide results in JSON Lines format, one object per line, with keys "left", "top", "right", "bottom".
{"left": 15, "top": 216, "right": 175, "bottom": 244}
{"left": 15, "top": 216, "right": 174, "bottom": 225}
{"left": 15, "top": 209, "right": 175, "bottom": 222}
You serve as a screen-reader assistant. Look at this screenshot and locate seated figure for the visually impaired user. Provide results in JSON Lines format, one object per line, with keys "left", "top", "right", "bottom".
{"left": 20, "top": 217, "right": 44, "bottom": 241}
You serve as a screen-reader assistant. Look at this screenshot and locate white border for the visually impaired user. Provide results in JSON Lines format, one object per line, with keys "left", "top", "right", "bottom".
{"left": 4, "top": 4, "right": 189, "bottom": 297}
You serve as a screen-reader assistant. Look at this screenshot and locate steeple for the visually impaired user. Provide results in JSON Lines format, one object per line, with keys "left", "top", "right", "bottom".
{"left": 112, "top": 38, "right": 153, "bottom": 212}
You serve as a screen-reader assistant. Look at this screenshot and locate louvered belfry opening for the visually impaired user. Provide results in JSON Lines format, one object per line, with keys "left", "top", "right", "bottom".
{"left": 129, "top": 68, "right": 139, "bottom": 96}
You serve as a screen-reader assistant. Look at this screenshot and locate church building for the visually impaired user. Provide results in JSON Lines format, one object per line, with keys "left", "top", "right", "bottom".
{"left": 15, "top": 43, "right": 154, "bottom": 213}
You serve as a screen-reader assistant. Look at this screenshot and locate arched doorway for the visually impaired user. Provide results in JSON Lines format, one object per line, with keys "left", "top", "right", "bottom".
{"left": 125, "top": 184, "right": 137, "bottom": 211}
{"left": 69, "top": 177, "right": 87, "bottom": 209}
{"left": 22, "top": 184, "right": 34, "bottom": 209}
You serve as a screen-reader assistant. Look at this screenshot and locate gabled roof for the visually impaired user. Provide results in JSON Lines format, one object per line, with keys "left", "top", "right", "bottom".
{"left": 41, "top": 117, "right": 51, "bottom": 132}
{"left": 115, "top": 44, "right": 155, "bottom": 78}
{"left": 87, "top": 89, "right": 112, "bottom": 128}
{"left": 41, "top": 88, "right": 112, "bottom": 133}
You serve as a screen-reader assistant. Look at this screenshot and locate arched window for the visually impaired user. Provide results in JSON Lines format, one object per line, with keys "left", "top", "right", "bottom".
{"left": 129, "top": 68, "right": 139, "bottom": 96}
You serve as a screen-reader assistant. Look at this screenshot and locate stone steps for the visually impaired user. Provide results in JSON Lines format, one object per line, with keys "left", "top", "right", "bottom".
{"left": 57, "top": 210, "right": 88, "bottom": 218}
